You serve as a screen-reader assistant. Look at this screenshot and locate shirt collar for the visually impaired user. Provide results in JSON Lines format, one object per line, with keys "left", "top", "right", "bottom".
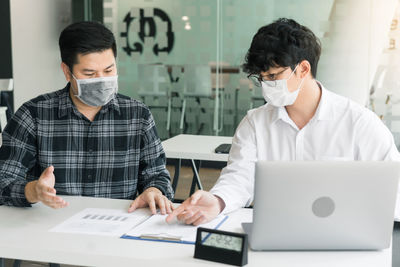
{"left": 269, "top": 80, "right": 334, "bottom": 125}
{"left": 58, "top": 84, "right": 74, "bottom": 119}
{"left": 314, "top": 81, "right": 334, "bottom": 121}
{"left": 100, "top": 94, "right": 121, "bottom": 115}
{"left": 270, "top": 105, "right": 289, "bottom": 124}
{"left": 58, "top": 83, "right": 121, "bottom": 119}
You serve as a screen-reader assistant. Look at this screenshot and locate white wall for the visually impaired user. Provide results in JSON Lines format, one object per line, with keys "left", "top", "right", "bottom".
{"left": 10, "top": 0, "right": 72, "bottom": 109}
{"left": 317, "top": 0, "right": 397, "bottom": 106}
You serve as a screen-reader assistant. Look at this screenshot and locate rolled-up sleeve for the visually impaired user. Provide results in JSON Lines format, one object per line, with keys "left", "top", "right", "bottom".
{"left": 137, "top": 109, "right": 174, "bottom": 200}
{"left": 354, "top": 110, "right": 400, "bottom": 220}
{"left": 210, "top": 115, "right": 257, "bottom": 214}
{"left": 0, "top": 104, "right": 37, "bottom": 207}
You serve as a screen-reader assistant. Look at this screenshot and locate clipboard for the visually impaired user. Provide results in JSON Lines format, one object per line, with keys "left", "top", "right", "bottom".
{"left": 121, "top": 214, "right": 229, "bottom": 244}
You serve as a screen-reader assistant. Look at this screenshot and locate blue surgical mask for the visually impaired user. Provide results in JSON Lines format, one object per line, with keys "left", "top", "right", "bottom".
{"left": 71, "top": 73, "right": 118, "bottom": 107}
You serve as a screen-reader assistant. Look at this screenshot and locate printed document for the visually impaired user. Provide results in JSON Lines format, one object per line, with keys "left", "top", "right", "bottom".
{"left": 50, "top": 207, "right": 228, "bottom": 243}
{"left": 50, "top": 208, "right": 151, "bottom": 236}
{"left": 122, "top": 214, "right": 228, "bottom": 243}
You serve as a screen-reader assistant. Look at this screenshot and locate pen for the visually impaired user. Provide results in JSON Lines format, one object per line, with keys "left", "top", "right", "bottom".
{"left": 140, "top": 234, "right": 182, "bottom": 241}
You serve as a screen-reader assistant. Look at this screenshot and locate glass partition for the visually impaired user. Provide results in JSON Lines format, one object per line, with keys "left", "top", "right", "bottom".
{"left": 103, "top": 0, "right": 400, "bottom": 145}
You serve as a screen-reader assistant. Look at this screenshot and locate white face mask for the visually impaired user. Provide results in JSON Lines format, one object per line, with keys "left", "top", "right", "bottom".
{"left": 261, "top": 65, "right": 305, "bottom": 107}
{"left": 71, "top": 73, "right": 118, "bottom": 107}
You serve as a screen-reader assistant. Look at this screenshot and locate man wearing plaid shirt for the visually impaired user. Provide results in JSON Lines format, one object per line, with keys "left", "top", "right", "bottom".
{"left": 0, "top": 21, "right": 174, "bottom": 214}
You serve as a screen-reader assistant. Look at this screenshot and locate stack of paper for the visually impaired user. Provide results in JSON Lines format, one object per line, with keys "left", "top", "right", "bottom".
{"left": 121, "top": 214, "right": 228, "bottom": 244}
{"left": 50, "top": 208, "right": 228, "bottom": 244}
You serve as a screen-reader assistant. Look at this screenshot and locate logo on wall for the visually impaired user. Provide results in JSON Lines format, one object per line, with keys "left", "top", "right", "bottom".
{"left": 120, "top": 8, "right": 175, "bottom": 56}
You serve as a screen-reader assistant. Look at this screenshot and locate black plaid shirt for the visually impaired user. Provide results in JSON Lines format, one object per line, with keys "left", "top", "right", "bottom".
{"left": 0, "top": 84, "right": 173, "bottom": 207}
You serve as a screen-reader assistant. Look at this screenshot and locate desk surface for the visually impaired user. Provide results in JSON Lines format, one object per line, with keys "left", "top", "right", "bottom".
{"left": 162, "top": 134, "right": 233, "bottom": 162}
{"left": 0, "top": 196, "right": 392, "bottom": 267}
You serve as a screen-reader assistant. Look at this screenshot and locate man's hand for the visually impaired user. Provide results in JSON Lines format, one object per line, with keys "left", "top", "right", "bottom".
{"left": 166, "top": 190, "right": 225, "bottom": 226}
{"left": 128, "top": 187, "right": 173, "bottom": 215}
{"left": 24, "top": 166, "right": 68, "bottom": 209}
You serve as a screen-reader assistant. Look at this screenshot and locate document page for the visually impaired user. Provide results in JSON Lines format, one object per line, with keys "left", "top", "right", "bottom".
{"left": 50, "top": 208, "right": 151, "bottom": 236}
{"left": 123, "top": 214, "right": 228, "bottom": 243}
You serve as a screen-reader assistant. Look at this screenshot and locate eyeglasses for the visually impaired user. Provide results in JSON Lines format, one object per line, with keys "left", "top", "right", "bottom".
{"left": 248, "top": 67, "right": 290, "bottom": 87}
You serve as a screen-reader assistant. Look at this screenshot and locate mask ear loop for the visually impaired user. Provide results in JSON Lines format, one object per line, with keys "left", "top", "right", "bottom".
{"left": 297, "top": 76, "right": 306, "bottom": 92}
{"left": 68, "top": 70, "right": 82, "bottom": 97}
{"left": 286, "top": 64, "right": 305, "bottom": 95}
{"left": 294, "top": 64, "right": 306, "bottom": 94}
{"left": 287, "top": 64, "right": 300, "bottom": 80}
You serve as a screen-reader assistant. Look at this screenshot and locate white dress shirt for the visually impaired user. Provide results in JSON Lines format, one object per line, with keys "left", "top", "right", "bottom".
{"left": 210, "top": 82, "right": 400, "bottom": 218}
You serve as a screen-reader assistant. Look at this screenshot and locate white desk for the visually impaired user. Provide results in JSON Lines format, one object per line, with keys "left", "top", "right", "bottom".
{"left": 0, "top": 196, "right": 391, "bottom": 267}
{"left": 162, "top": 134, "right": 232, "bottom": 162}
{"left": 162, "top": 134, "right": 232, "bottom": 195}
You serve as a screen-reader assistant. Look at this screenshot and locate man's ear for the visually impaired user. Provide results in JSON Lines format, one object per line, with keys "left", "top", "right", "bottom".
{"left": 298, "top": 60, "right": 311, "bottom": 79}
{"left": 61, "top": 62, "right": 72, "bottom": 82}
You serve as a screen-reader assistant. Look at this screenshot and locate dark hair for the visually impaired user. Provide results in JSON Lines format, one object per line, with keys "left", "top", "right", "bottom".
{"left": 242, "top": 18, "right": 321, "bottom": 78}
{"left": 59, "top": 21, "right": 117, "bottom": 71}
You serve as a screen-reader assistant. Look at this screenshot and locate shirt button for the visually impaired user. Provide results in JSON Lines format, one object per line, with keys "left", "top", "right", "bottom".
{"left": 88, "top": 174, "right": 92, "bottom": 179}
{"left": 89, "top": 149, "right": 94, "bottom": 153}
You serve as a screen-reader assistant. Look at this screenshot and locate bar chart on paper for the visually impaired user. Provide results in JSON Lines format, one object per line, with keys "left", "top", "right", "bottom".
{"left": 50, "top": 208, "right": 152, "bottom": 236}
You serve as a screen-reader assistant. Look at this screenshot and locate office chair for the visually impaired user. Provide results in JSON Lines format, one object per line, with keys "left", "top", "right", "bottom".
{"left": 179, "top": 65, "right": 214, "bottom": 134}
{"left": 138, "top": 64, "right": 172, "bottom": 138}
{"left": 0, "top": 90, "right": 14, "bottom": 120}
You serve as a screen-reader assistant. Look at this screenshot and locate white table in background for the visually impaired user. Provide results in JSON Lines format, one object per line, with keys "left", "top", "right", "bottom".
{"left": 0, "top": 107, "right": 7, "bottom": 132}
{"left": 162, "top": 134, "right": 233, "bottom": 197}
{"left": 0, "top": 196, "right": 391, "bottom": 267}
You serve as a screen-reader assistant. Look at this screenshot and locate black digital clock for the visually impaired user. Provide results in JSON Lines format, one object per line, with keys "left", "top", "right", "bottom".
{"left": 194, "top": 227, "right": 248, "bottom": 266}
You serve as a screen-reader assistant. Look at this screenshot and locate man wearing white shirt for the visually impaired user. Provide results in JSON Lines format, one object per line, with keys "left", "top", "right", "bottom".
{"left": 167, "top": 18, "right": 400, "bottom": 225}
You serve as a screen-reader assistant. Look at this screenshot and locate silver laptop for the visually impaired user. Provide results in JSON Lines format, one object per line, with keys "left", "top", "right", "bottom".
{"left": 242, "top": 161, "right": 400, "bottom": 250}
